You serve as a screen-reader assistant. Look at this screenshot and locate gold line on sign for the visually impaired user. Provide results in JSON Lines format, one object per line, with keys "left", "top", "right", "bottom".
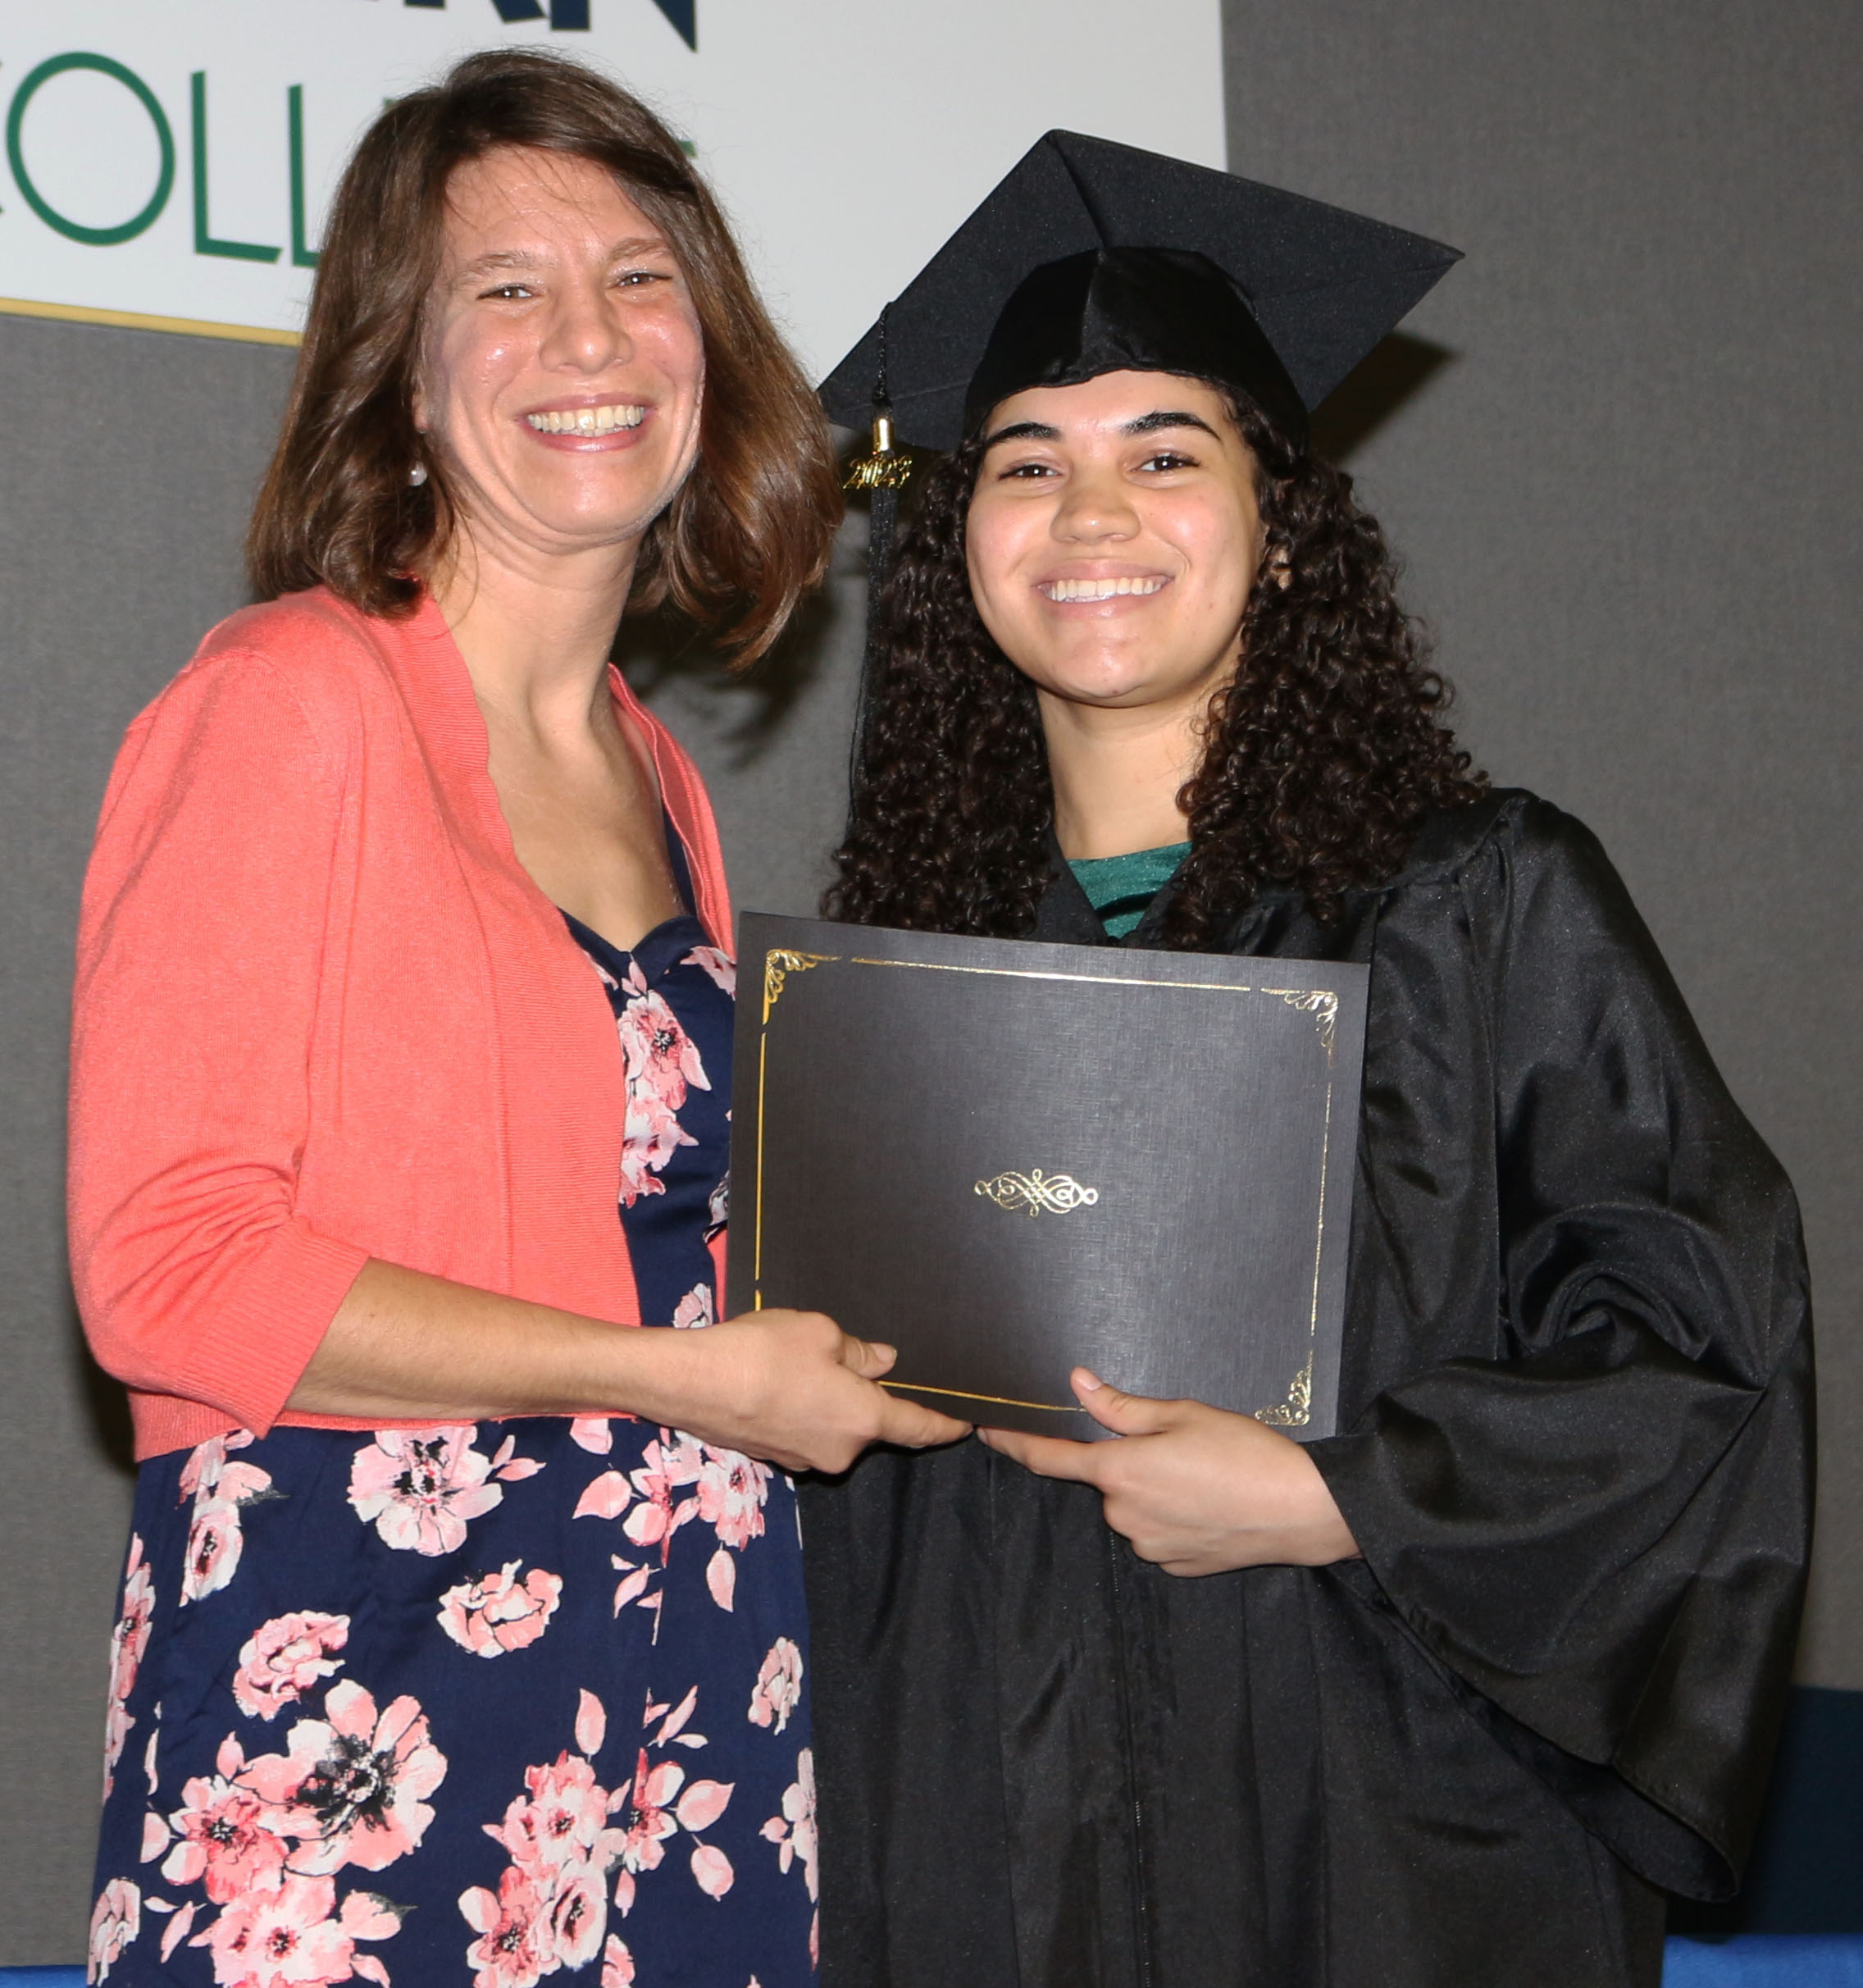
{"left": 0, "top": 297, "right": 301, "bottom": 346}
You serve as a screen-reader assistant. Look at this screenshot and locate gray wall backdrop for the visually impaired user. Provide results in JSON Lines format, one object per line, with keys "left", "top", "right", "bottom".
{"left": 1, "top": 0, "right": 1856, "bottom": 1960}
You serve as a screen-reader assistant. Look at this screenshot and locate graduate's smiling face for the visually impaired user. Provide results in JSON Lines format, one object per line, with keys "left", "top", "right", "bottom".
{"left": 414, "top": 146, "right": 705, "bottom": 572}
{"left": 964, "top": 370, "right": 1266, "bottom": 719}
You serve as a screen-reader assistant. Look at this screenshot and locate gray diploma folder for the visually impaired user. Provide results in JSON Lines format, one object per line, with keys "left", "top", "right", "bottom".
{"left": 729, "top": 913, "right": 1367, "bottom": 1440}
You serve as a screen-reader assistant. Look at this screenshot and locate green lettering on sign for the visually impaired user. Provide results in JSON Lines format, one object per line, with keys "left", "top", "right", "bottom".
{"left": 288, "top": 85, "right": 319, "bottom": 270}
{"left": 192, "top": 71, "right": 280, "bottom": 263}
{"left": 6, "top": 52, "right": 176, "bottom": 246}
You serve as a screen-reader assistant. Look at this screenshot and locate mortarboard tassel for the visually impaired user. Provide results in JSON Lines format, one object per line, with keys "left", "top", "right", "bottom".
{"left": 842, "top": 304, "right": 912, "bottom": 783}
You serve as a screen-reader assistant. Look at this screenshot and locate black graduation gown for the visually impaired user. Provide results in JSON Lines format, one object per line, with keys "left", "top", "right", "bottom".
{"left": 799, "top": 791, "right": 1813, "bottom": 1988}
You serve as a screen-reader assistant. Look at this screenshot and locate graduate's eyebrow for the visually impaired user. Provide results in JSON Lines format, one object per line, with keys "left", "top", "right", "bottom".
{"left": 1123, "top": 409, "right": 1221, "bottom": 439}
{"left": 979, "top": 409, "right": 1222, "bottom": 452}
{"left": 979, "top": 419, "right": 1061, "bottom": 451}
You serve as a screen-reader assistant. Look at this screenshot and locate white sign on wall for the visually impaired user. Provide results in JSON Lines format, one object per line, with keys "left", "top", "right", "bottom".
{"left": 0, "top": 1, "right": 1224, "bottom": 381}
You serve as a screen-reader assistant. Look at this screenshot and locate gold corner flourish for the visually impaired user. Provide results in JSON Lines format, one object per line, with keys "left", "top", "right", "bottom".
{"left": 1252, "top": 1356, "right": 1314, "bottom": 1428}
{"left": 973, "top": 1170, "right": 1100, "bottom": 1218}
{"left": 1262, "top": 987, "right": 1339, "bottom": 1055}
{"left": 762, "top": 949, "right": 836, "bottom": 1023}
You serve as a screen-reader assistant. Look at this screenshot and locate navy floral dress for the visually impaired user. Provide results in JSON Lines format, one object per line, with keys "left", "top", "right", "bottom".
{"left": 88, "top": 888, "right": 816, "bottom": 1988}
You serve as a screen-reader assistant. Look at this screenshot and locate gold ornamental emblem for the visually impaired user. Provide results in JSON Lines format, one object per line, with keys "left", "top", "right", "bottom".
{"left": 973, "top": 1170, "right": 1100, "bottom": 1217}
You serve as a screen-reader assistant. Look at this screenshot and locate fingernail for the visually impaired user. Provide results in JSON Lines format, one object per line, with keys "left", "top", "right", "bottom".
{"left": 1074, "top": 1368, "right": 1103, "bottom": 1393}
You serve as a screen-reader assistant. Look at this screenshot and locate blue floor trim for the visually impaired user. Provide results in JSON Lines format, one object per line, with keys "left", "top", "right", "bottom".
{"left": 1665, "top": 1936, "right": 1863, "bottom": 1985}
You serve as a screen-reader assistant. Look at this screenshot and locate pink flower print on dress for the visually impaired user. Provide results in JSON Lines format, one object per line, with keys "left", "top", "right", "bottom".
{"left": 760, "top": 1749, "right": 819, "bottom": 1903}
{"left": 192, "top": 1871, "right": 397, "bottom": 1988}
{"left": 689, "top": 1841, "right": 735, "bottom": 1899}
{"left": 617, "top": 964, "right": 710, "bottom": 1110}
{"left": 464, "top": 1694, "right": 635, "bottom": 1977}
{"left": 695, "top": 1449, "right": 772, "bottom": 1553}
{"left": 178, "top": 1429, "right": 252, "bottom": 1502}
{"left": 616, "top": 1750, "right": 684, "bottom": 1894}
{"left": 618, "top": 1086, "right": 695, "bottom": 1206}
{"left": 572, "top": 1472, "right": 632, "bottom": 1523}
{"left": 645, "top": 1685, "right": 704, "bottom": 1751}
{"left": 157, "top": 1900, "right": 201, "bottom": 1966}
{"left": 102, "top": 1698, "right": 134, "bottom": 1806}
{"left": 233, "top": 1613, "right": 351, "bottom": 1722}
{"left": 677, "top": 1772, "right": 736, "bottom": 1901}
{"left": 621, "top": 1434, "right": 706, "bottom": 1561}
{"left": 569, "top": 1418, "right": 615, "bottom": 1455}
{"left": 438, "top": 1563, "right": 563, "bottom": 1659}
{"left": 705, "top": 1548, "right": 737, "bottom": 1612}
{"left": 459, "top": 1864, "right": 551, "bottom": 1988}
{"left": 614, "top": 963, "right": 709, "bottom": 1206}
{"left": 469, "top": 1695, "right": 644, "bottom": 1975}
{"left": 681, "top": 945, "right": 736, "bottom": 996}
{"left": 182, "top": 1499, "right": 249, "bottom": 1605}
{"left": 747, "top": 1639, "right": 804, "bottom": 1735}
{"left": 163, "top": 1749, "right": 290, "bottom": 1901}
{"left": 600, "top": 1933, "right": 635, "bottom": 1986}
{"left": 242, "top": 1681, "right": 446, "bottom": 1876}
{"left": 575, "top": 1689, "right": 608, "bottom": 1758}
{"left": 485, "top": 1752, "right": 622, "bottom": 1882}
{"left": 102, "top": 1534, "right": 156, "bottom": 1798}
{"left": 347, "top": 1428, "right": 503, "bottom": 1555}
{"left": 670, "top": 1283, "right": 715, "bottom": 1330}
{"left": 107, "top": 1534, "right": 154, "bottom": 1706}
{"left": 178, "top": 1434, "right": 280, "bottom": 1606}
{"left": 89, "top": 1876, "right": 141, "bottom": 1981}
{"left": 612, "top": 1749, "right": 735, "bottom": 1912}
{"left": 545, "top": 1858, "right": 610, "bottom": 1968}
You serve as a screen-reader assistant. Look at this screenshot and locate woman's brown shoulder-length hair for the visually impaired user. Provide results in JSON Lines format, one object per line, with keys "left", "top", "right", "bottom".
{"left": 248, "top": 48, "right": 838, "bottom": 663}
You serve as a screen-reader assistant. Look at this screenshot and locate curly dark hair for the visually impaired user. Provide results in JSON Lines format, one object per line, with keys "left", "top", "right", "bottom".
{"left": 826, "top": 387, "right": 1485, "bottom": 946}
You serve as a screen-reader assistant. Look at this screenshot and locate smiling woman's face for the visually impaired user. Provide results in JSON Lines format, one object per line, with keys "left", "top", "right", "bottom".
{"left": 964, "top": 370, "right": 1264, "bottom": 721}
{"left": 415, "top": 145, "right": 705, "bottom": 572}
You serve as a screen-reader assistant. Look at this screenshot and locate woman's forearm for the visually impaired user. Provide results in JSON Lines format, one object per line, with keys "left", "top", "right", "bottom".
{"left": 288, "top": 1260, "right": 686, "bottom": 1423}
{"left": 287, "top": 1259, "right": 968, "bottom": 1473}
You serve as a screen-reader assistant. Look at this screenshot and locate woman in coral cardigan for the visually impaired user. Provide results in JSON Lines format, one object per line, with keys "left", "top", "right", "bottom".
{"left": 69, "top": 51, "right": 959, "bottom": 1988}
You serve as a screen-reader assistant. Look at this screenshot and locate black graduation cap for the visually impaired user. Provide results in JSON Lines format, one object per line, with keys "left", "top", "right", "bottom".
{"left": 821, "top": 129, "right": 1462, "bottom": 458}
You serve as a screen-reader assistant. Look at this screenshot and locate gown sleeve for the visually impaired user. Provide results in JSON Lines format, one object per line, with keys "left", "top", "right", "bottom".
{"left": 1307, "top": 798, "right": 1813, "bottom": 1901}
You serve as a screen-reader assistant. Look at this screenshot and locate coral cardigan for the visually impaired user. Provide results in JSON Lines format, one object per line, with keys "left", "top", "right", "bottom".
{"left": 68, "top": 586, "right": 733, "bottom": 1461}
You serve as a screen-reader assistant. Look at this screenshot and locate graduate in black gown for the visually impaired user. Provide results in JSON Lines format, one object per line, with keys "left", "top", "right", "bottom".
{"left": 801, "top": 134, "right": 1814, "bottom": 1988}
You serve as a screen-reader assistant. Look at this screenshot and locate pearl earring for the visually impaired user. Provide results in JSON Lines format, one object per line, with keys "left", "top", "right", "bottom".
{"left": 408, "top": 462, "right": 428, "bottom": 487}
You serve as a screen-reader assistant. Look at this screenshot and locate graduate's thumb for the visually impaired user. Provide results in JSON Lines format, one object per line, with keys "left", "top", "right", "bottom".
{"left": 1073, "top": 1369, "right": 1169, "bottom": 1434}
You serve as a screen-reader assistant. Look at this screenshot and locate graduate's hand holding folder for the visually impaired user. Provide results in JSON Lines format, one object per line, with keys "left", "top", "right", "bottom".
{"left": 979, "top": 1368, "right": 1360, "bottom": 1574}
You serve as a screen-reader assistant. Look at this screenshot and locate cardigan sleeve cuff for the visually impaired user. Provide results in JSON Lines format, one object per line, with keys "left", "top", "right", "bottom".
{"left": 173, "top": 1220, "right": 372, "bottom": 1437}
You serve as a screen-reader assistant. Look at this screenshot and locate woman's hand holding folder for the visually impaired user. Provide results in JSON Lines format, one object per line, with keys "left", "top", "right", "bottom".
{"left": 655, "top": 1308, "right": 973, "bottom": 1475}
{"left": 296, "top": 1265, "right": 968, "bottom": 1476}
